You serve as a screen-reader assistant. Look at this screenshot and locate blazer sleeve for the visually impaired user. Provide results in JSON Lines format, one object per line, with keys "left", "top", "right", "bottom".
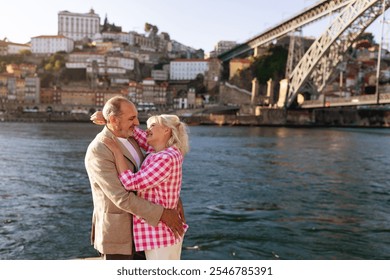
{"left": 85, "top": 139, "right": 163, "bottom": 227}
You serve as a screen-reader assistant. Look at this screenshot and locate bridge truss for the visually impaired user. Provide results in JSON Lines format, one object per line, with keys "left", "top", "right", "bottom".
{"left": 286, "top": 0, "right": 389, "bottom": 108}
{"left": 218, "top": 0, "right": 354, "bottom": 62}
{"left": 218, "top": 0, "right": 389, "bottom": 109}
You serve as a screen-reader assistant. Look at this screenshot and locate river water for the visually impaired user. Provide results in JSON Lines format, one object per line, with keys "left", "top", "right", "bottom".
{"left": 0, "top": 122, "right": 389, "bottom": 260}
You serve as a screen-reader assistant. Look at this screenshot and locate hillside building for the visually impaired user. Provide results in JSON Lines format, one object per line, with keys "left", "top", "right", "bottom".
{"left": 58, "top": 9, "right": 100, "bottom": 41}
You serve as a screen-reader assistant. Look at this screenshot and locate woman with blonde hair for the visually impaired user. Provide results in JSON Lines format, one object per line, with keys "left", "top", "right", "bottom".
{"left": 102, "top": 114, "right": 189, "bottom": 260}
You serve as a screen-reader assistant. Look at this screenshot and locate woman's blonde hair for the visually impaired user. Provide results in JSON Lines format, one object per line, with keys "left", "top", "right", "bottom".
{"left": 147, "top": 114, "right": 189, "bottom": 156}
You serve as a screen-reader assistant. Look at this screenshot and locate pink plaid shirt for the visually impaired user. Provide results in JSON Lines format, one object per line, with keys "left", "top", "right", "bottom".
{"left": 119, "top": 127, "right": 188, "bottom": 251}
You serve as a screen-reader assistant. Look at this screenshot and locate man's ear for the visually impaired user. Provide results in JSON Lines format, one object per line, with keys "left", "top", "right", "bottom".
{"left": 109, "top": 115, "right": 116, "bottom": 125}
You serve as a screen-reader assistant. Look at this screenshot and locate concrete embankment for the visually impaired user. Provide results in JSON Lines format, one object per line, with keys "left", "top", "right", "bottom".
{"left": 181, "top": 108, "right": 390, "bottom": 128}
{"left": 0, "top": 112, "right": 91, "bottom": 122}
{"left": 1, "top": 108, "right": 390, "bottom": 128}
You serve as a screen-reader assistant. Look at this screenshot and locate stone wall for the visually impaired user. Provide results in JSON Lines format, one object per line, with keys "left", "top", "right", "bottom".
{"left": 219, "top": 82, "right": 252, "bottom": 106}
{"left": 181, "top": 108, "right": 390, "bottom": 127}
{"left": 314, "top": 108, "right": 390, "bottom": 127}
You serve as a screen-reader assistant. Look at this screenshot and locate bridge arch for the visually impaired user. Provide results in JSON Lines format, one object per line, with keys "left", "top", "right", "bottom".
{"left": 285, "top": 0, "right": 389, "bottom": 107}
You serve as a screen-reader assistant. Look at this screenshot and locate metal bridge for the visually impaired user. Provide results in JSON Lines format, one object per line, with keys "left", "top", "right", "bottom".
{"left": 218, "top": 0, "right": 390, "bottom": 109}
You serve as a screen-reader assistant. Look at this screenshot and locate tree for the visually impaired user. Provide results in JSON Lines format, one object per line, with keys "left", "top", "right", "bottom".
{"left": 188, "top": 73, "right": 206, "bottom": 94}
{"left": 357, "top": 32, "right": 375, "bottom": 44}
{"left": 253, "top": 45, "right": 288, "bottom": 84}
{"left": 144, "top": 22, "right": 158, "bottom": 36}
{"left": 40, "top": 52, "right": 66, "bottom": 86}
{"left": 44, "top": 63, "right": 53, "bottom": 72}
{"left": 19, "top": 50, "right": 32, "bottom": 56}
{"left": 0, "top": 61, "right": 6, "bottom": 73}
{"left": 227, "top": 45, "right": 288, "bottom": 91}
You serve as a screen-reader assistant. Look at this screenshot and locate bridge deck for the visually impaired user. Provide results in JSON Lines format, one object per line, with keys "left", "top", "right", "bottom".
{"left": 301, "top": 93, "right": 390, "bottom": 108}
{"left": 218, "top": 0, "right": 352, "bottom": 61}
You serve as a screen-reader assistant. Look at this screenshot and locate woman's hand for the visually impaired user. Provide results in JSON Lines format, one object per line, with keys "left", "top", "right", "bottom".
{"left": 91, "top": 111, "right": 106, "bottom": 125}
{"left": 102, "top": 136, "right": 121, "bottom": 155}
{"left": 102, "top": 136, "right": 128, "bottom": 175}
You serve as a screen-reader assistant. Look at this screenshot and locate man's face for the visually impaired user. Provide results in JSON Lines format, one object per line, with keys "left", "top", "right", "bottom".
{"left": 112, "top": 102, "right": 139, "bottom": 138}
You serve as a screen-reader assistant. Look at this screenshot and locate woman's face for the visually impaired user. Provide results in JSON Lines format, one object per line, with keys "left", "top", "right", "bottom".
{"left": 146, "top": 122, "right": 170, "bottom": 148}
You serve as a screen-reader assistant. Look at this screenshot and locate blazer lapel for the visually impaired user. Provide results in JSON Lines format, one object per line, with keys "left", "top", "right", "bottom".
{"left": 102, "top": 126, "right": 138, "bottom": 172}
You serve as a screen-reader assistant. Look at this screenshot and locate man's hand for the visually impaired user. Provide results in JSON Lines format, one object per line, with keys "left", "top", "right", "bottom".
{"left": 177, "top": 198, "right": 186, "bottom": 224}
{"left": 160, "top": 208, "right": 184, "bottom": 239}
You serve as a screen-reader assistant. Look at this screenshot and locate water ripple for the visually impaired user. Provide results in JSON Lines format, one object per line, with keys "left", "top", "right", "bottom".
{"left": 1, "top": 123, "right": 390, "bottom": 260}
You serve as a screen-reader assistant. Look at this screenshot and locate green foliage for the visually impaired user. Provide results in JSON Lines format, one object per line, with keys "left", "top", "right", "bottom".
{"left": 0, "top": 55, "right": 24, "bottom": 72}
{"left": 188, "top": 74, "right": 206, "bottom": 94}
{"left": 38, "top": 52, "right": 66, "bottom": 86}
{"left": 144, "top": 22, "right": 158, "bottom": 34}
{"left": 0, "top": 61, "right": 6, "bottom": 72}
{"left": 44, "top": 63, "right": 53, "bottom": 72}
{"left": 19, "top": 50, "right": 32, "bottom": 56}
{"left": 228, "top": 45, "right": 288, "bottom": 90}
{"left": 42, "top": 52, "right": 65, "bottom": 73}
{"left": 54, "top": 60, "right": 63, "bottom": 71}
{"left": 357, "top": 32, "right": 375, "bottom": 44}
{"left": 40, "top": 72, "right": 54, "bottom": 88}
{"left": 253, "top": 45, "right": 288, "bottom": 84}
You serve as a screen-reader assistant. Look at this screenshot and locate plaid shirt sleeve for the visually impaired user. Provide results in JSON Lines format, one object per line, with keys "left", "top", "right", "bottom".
{"left": 119, "top": 153, "right": 172, "bottom": 192}
{"left": 133, "top": 127, "right": 154, "bottom": 153}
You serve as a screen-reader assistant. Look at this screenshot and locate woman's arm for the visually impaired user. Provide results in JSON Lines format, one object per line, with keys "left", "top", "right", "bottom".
{"left": 133, "top": 127, "right": 154, "bottom": 153}
{"left": 103, "top": 136, "right": 172, "bottom": 192}
{"left": 119, "top": 153, "right": 172, "bottom": 192}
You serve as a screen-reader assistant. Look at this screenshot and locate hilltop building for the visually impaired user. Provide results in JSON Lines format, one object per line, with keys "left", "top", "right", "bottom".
{"left": 58, "top": 9, "right": 100, "bottom": 41}
{"left": 31, "top": 35, "right": 74, "bottom": 54}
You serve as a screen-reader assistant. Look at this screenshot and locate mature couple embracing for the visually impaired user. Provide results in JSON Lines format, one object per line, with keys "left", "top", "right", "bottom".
{"left": 85, "top": 96, "right": 189, "bottom": 260}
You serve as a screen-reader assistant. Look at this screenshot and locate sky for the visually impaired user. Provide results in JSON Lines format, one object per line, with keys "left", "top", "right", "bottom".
{"left": 0, "top": 0, "right": 384, "bottom": 52}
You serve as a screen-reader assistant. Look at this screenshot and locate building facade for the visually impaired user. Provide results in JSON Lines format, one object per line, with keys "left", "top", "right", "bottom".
{"left": 170, "top": 59, "right": 209, "bottom": 80}
{"left": 31, "top": 35, "right": 74, "bottom": 54}
{"left": 128, "top": 79, "right": 168, "bottom": 109}
{"left": 6, "top": 42, "right": 31, "bottom": 55}
{"left": 205, "top": 58, "right": 222, "bottom": 92}
{"left": 213, "top": 40, "right": 237, "bottom": 57}
{"left": 229, "top": 58, "right": 251, "bottom": 80}
{"left": 0, "top": 73, "right": 40, "bottom": 105}
{"left": 58, "top": 9, "right": 100, "bottom": 41}
{"left": 0, "top": 40, "right": 31, "bottom": 55}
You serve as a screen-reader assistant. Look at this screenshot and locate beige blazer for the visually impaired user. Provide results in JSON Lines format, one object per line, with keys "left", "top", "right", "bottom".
{"left": 85, "top": 126, "right": 163, "bottom": 255}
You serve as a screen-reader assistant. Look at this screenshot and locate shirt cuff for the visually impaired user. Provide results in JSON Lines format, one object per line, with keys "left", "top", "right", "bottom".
{"left": 118, "top": 170, "right": 134, "bottom": 187}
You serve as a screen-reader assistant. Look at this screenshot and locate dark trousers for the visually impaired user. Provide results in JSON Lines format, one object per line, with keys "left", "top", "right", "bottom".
{"left": 101, "top": 251, "right": 146, "bottom": 260}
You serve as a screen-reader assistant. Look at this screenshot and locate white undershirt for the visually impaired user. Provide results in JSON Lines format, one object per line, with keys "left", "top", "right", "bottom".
{"left": 117, "top": 137, "right": 141, "bottom": 169}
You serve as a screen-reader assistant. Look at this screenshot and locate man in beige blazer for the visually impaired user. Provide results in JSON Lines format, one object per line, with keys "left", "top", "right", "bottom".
{"left": 85, "top": 96, "right": 184, "bottom": 260}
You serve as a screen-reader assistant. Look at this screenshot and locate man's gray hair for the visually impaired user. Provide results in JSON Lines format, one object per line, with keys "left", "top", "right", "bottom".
{"left": 102, "top": 96, "right": 132, "bottom": 122}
